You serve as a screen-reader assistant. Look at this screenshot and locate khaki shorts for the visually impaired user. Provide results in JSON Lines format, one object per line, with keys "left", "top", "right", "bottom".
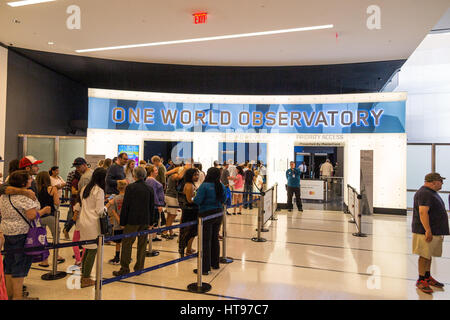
{"left": 165, "top": 196, "right": 181, "bottom": 216}
{"left": 412, "top": 233, "right": 444, "bottom": 259}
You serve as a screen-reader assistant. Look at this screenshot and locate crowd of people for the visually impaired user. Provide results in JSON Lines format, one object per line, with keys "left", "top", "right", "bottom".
{"left": 0, "top": 153, "right": 267, "bottom": 299}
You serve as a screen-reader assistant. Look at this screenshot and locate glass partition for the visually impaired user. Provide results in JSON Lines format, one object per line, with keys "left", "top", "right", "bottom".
{"left": 436, "top": 145, "right": 450, "bottom": 192}
{"left": 59, "top": 138, "right": 86, "bottom": 182}
{"left": 21, "top": 135, "right": 86, "bottom": 183}
{"left": 407, "top": 145, "right": 431, "bottom": 190}
{"left": 26, "top": 137, "right": 55, "bottom": 173}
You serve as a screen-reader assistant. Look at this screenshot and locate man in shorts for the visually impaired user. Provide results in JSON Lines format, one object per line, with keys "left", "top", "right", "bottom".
{"left": 412, "top": 172, "right": 448, "bottom": 294}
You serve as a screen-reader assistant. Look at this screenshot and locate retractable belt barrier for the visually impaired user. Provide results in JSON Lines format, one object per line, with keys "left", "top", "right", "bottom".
{"left": 3, "top": 195, "right": 274, "bottom": 299}
{"left": 346, "top": 184, "right": 367, "bottom": 237}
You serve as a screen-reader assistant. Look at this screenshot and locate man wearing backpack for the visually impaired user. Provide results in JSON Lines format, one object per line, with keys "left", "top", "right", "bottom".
{"left": 164, "top": 161, "right": 191, "bottom": 239}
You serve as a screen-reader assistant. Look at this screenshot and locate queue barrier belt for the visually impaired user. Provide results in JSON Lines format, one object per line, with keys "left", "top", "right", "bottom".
{"left": 102, "top": 253, "right": 197, "bottom": 285}
{"left": 0, "top": 239, "right": 98, "bottom": 255}
{"left": 230, "top": 191, "right": 262, "bottom": 195}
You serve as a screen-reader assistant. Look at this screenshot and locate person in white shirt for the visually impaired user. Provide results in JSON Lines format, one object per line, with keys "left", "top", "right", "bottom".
{"left": 298, "top": 161, "right": 308, "bottom": 179}
{"left": 78, "top": 167, "right": 110, "bottom": 288}
{"left": 49, "top": 166, "right": 66, "bottom": 201}
{"left": 257, "top": 161, "right": 267, "bottom": 185}
{"left": 227, "top": 160, "right": 237, "bottom": 189}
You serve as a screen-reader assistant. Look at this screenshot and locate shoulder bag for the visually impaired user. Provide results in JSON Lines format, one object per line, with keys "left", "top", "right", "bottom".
{"left": 9, "top": 196, "right": 49, "bottom": 263}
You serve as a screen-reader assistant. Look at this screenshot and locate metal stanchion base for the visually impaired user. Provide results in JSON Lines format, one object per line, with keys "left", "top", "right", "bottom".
{"left": 349, "top": 219, "right": 356, "bottom": 224}
{"left": 220, "top": 257, "right": 234, "bottom": 264}
{"left": 251, "top": 237, "right": 267, "bottom": 242}
{"left": 352, "top": 232, "right": 367, "bottom": 237}
{"left": 41, "top": 271, "right": 67, "bottom": 281}
{"left": 146, "top": 250, "right": 160, "bottom": 257}
{"left": 187, "top": 283, "right": 212, "bottom": 293}
{"left": 255, "top": 228, "right": 269, "bottom": 232}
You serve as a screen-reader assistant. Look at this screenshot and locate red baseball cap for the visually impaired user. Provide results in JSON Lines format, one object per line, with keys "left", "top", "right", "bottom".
{"left": 19, "top": 155, "right": 43, "bottom": 169}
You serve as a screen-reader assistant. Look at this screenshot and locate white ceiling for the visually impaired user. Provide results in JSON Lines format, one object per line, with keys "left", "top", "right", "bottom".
{"left": 0, "top": 0, "right": 449, "bottom": 66}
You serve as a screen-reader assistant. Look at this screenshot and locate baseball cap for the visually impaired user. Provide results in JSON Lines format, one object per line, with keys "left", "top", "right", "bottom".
{"left": 425, "top": 172, "right": 446, "bottom": 182}
{"left": 72, "top": 157, "right": 87, "bottom": 167}
{"left": 19, "top": 155, "right": 43, "bottom": 169}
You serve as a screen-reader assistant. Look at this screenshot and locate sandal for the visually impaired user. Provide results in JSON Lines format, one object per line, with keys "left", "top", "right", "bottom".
{"left": 186, "top": 249, "right": 196, "bottom": 255}
{"left": 57, "top": 258, "right": 65, "bottom": 264}
{"left": 38, "top": 263, "right": 50, "bottom": 267}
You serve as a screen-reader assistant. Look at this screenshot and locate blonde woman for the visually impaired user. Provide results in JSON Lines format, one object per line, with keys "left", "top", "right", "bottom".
{"left": 125, "top": 159, "right": 136, "bottom": 183}
{"left": 97, "top": 159, "right": 105, "bottom": 168}
{"left": 253, "top": 170, "right": 263, "bottom": 204}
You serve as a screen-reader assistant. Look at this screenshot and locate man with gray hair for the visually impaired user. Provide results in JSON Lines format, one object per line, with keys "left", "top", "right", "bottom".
{"left": 113, "top": 166, "right": 155, "bottom": 276}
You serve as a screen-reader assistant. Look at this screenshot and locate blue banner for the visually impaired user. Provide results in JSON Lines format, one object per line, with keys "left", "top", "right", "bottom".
{"left": 88, "top": 97, "right": 405, "bottom": 134}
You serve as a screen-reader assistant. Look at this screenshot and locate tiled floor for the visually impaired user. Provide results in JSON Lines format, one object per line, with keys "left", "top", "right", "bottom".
{"left": 21, "top": 208, "right": 450, "bottom": 300}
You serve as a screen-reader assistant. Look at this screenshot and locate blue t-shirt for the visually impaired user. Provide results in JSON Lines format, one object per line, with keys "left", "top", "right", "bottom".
{"left": 286, "top": 168, "right": 301, "bottom": 187}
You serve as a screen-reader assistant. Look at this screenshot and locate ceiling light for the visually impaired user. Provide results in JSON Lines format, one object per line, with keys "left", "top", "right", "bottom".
{"left": 7, "top": 0, "right": 56, "bottom": 7}
{"left": 76, "top": 24, "right": 334, "bottom": 53}
{"left": 48, "top": 41, "right": 54, "bottom": 45}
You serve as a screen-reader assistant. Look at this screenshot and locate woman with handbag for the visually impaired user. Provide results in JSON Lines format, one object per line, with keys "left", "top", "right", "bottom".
{"left": 0, "top": 170, "right": 51, "bottom": 299}
{"left": 77, "top": 167, "right": 108, "bottom": 288}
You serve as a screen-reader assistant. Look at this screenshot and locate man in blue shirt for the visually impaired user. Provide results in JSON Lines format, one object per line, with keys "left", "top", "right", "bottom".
{"left": 286, "top": 161, "right": 303, "bottom": 212}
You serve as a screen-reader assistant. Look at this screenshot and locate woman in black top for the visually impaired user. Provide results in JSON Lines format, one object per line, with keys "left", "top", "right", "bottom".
{"left": 36, "top": 171, "right": 64, "bottom": 267}
{"left": 178, "top": 168, "right": 199, "bottom": 257}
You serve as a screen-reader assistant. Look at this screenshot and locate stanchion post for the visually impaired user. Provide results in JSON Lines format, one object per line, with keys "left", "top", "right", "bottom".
{"left": 270, "top": 186, "right": 278, "bottom": 221}
{"left": 95, "top": 235, "right": 104, "bottom": 300}
{"left": 252, "top": 194, "right": 267, "bottom": 243}
{"left": 220, "top": 205, "right": 233, "bottom": 264}
{"left": 258, "top": 191, "right": 269, "bottom": 232}
{"left": 41, "top": 209, "right": 67, "bottom": 281}
{"left": 187, "top": 217, "right": 212, "bottom": 293}
{"left": 348, "top": 187, "right": 356, "bottom": 224}
{"left": 146, "top": 229, "right": 160, "bottom": 257}
{"left": 146, "top": 211, "right": 160, "bottom": 257}
{"left": 352, "top": 194, "right": 367, "bottom": 237}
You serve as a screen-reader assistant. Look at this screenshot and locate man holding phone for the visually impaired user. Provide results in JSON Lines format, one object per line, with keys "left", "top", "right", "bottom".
{"left": 412, "top": 173, "right": 448, "bottom": 294}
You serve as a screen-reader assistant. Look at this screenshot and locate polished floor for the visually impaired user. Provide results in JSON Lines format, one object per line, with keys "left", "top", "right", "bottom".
{"left": 21, "top": 207, "right": 450, "bottom": 300}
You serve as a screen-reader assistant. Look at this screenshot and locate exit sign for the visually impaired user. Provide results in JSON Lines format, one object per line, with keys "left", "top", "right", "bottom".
{"left": 193, "top": 12, "right": 207, "bottom": 24}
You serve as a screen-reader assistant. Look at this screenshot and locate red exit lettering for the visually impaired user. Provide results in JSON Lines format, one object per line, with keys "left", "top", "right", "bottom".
{"left": 193, "top": 12, "right": 207, "bottom": 24}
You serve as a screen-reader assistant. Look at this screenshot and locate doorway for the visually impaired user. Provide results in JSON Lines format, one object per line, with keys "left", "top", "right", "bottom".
{"left": 143, "top": 141, "right": 193, "bottom": 165}
{"left": 294, "top": 145, "right": 344, "bottom": 211}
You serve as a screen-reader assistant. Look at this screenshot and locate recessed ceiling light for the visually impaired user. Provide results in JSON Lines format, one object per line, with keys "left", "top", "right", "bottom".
{"left": 76, "top": 24, "right": 334, "bottom": 53}
{"left": 48, "top": 41, "right": 55, "bottom": 45}
{"left": 7, "top": 0, "right": 56, "bottom": 7}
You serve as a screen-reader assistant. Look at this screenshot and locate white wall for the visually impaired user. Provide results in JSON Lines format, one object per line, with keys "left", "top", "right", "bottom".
{"left": 87, "top": 128, "right": 407, "bottom": 210}
{"left": 395, "top": 32, "right": 450, "bottom": 143}
{"left": 0, "top": 47, "right": 7, "bottom": 177}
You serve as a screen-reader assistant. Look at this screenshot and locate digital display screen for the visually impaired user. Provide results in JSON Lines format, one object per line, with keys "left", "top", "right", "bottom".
{"left": 118, "top": 144, "right": 139, "bottom": 164}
